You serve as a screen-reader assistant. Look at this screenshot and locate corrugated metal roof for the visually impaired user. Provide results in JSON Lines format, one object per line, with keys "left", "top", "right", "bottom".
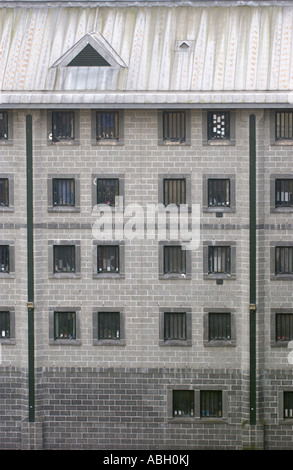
{"left": 0, "top": 2, "right": 293, "bottom": 106}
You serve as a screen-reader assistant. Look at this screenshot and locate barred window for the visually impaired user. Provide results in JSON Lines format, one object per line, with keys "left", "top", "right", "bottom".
{"left": 97, "top": 178, "right": 119, "bottom": 207}
{"left": 0, "top": 178, "right": 9, "bottom": 206}
{"left": 163, "top": 111, "right": 185, "bottom": 142}
{"left": 275, "top": 112, "right": 293, "bottom": 140}
{"left": 164, "top": 246, "right": 186, "bottom": 274}
{"left": 54, "top": 311, "right": 76, "bottom": 340}
{"left": 98, "top": 312, "right": 120, "bottom": 340}
{"left": 208, "top": 179, "right": 230, "bottom": 207}
{"left": 200, "top": 390, "right": 222, "bottom": 418}
{"left": 276, "top": 313, "right": 293, "bottom": 342}
{"left": 208, "top": 112, "right": 230, "bottom": 140}
{"left": 275, "top": 246, "right": 293, "bottom": 274}
{"left": 53, "top": 245, "right": 75, "bottom": 273}
{"left": 97, "top": 245, "right": 119, "bottom": 273}
{"left": 0, "top": 245, "right": 9, "bottom": 273}
{"left": 172, "top": 390, "right": 194, "bottom": 417}
{"left": 209, "top": 312, "right": 231, "bottom": 341}
{"left": 164, "top": 312, "right": 186, "bottom": 341}
{"left": 284, "top": 392, "right": 293, "bottom": 419}
{"left": 0, "top": 311, "right": 10, "bottom": 339}
{"left": 208, "top": 246, "right": 231, "bottom": 274}
{"left": 96, "top": 111, "right": 119, "bottom": 140}
{"left": 53, "top": 178, "right": 75, "bottom": 206}
{"left": 0, "top": 112, "right": 8, "bottom": 140}
{"left": 52, "top": 111, "right": 75, "bottom": 141}
{"left": 163, "top": 179, "right": 186, "bottom": 206}
{"left": 275, "top": 179, "right": 293, "bottom": 207}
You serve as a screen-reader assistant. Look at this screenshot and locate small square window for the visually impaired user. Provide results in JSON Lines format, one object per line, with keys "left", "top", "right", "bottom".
{"left": 0, "top": 245, "right": 9, "bottom": 273}
{"left": 0, "top": 112, "right": 8, "bottom": 140}
{"left": 284, "top": 392, "right": 293, "bottom": 419}
{"left": 97, "top": 245, "right": 120, "bottom": 274}
{"left": 53, "top": 178, "right": 75, "bottom": 207}
{"left": 163, "top": 179, "right": 186, "bottom": 206}
{"left": 208, "top": 246, "right": 231, "bottom": 274}
{"left": 275, "top": 179, "right": 293, "bottom": 207}
{"left": 172, "top": 390, "right": 194, "bottom": 417}
{"left": 208, "top": 112, "right": 230, "bottom": 140}
{"left": 164, "top": 246, "right": 186, "bottom": 274}
{"left": 53, "top": 245, "right": 76, "bottom": 273}
{"left": 0, "top": 311, "right": 10, "bottom": 339}
{"left": 98, "top": 312, "right": 120, "bottom": 340}
{"left": 163, "top": 111, "right": 186, "bottom": 143}
{"left": 208, "top": 312, "right": 231, "bottom": 341}
{"left": 200, "top": 390, "right": 222, "bottom": 418}
{"left": 52, "top": 111, "right": 75, "bottom": 141}
{"left": 0, "top": 179, "right": 9, "bottom": 206}
{"left": 275, "top": 246, "right": 293, "bottom": 275}
{"left": 97, "top": 178, "right": 119, "bottom": 207}
{"left": 275, "top": 112, "right": 293, "bottom": 140}
{"left": 164, "top": 312, "right": 186, "bottom": 341}
{"left": 96, "top": 111, "right": 119, "bottom": 140}
{"left": 54, "top": 311, "right": 76, "bottom": 340}
{"left": 208, "top": 179, "right": 230, "bottom": 208}
{"left": 276, "top": 313, "right": 293, "bottom": 342}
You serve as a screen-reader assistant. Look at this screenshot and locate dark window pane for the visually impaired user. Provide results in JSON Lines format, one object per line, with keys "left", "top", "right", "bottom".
{"left": 0, "top": 245, "right": 9, "bottom": 273}
{"left": 163, "top": 112, "right": 185, "bottom": 142}
{"left": 0, "top": 311, "right": 10, "bottom": 338}
{"left": 54, "top": 312, "right": 76, "bottom": 339}
{"left": 208, "top": 246, "right": 231, "bottom": 274}
{"left": 52, "top": 112, "right": 75, "bottom": 141}
{"left": 276, "top": 112, "right": 293, "bottom": 140}
{"left": 164, "top": 313, "right": 186, "bottom": 340}
{"left": 98, "top": 312, "right": 120, "bottom": 340}
{"left": 276, "top": 313, "right": 293, "bottom": 342}
{"left": 53, "top": 245, "right": 75, "bottom": 273}
{"left": 172, "top": 390, "right": 194, "bottom": 417}
{"left": 164, "top": 246, "right": 186, "bottom": 274}
{"left": 97, "top": 179, "right": 119, "bottom": 206}
{"left": 0, "top": 179, "right": 9, "bottom": 206}
{"left": 275, "top": 179, "right": 293, "bottom": 207}
{"left": 200, "top": 390, "right": 222, "bottom": 417}
{"left": 208, "top": 112, "right": 230, "bottom": 140}
{"left": 208, "top": 179, "right": 230, "bottom": 207}
{"left": 284, "top": 392, "right": 293, "bottom": 419}
{"left": 163, "top": 179, "right": 186, "bottom": 206}
{"left": 97, "top": 245, "right": 119, "bottom": 273}
{"left": 209, "top": 313, "right": 231, "bottom": 340}
{"left": 275, "top": 247, "right": 293, "bottom": 274}
{"left": 0, "top": 112, "right": 8, "bottom": 140}
{"left": 53, "top": 179, "right": 75, "bottom": 206}
{"left": 96, "top": 111, "right": 119, "bottom": 140}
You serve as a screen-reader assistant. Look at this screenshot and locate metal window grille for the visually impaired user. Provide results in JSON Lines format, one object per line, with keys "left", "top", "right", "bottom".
{"left": 98, "top": 312, "right": 120, "bottom": 340}
{"left": 54, "top": 311, "right": 76, "bottom": 340}
{"left": 97, "top": 178, "right": 119, "bottom": 206}
{"left": 0, "top": 178, "right": 9, "bottom": 206}
{"left": 275, "top": 179, "right": 293, "bottom": 207}
{"left": 208, "top": 246, "right": 231, "bottom": 274}
{"left": 163, "top": 179, "right": 186, "bottom": 206}
{"left": 97, "top": 245, "right": 119, "bottom": 273}
{"left": 164, "top": 312, "right": 186, "bottom": 340}
{"left": 172, "top": 390, "right": 194, "bottom": 417}
{"left": 208, "top": 112, "right": 230, "bottom": 140}
{"left": 96, "top": 111, "right": 119, "bottom": 140}
{"left": 275, "top": 112, "right": 293, "bottom": 140}
{"left": 209, "top": 312, "right": 231, "bottom": 341}
{"left": 0, "top": 112, "right": 8, "bottom": 140}
{"left": 200, "top": 390, "right": 222, "bottom": 417}
{"left": 52, "top": 111, "right": 75, "bottom": 141}
{"left": 275, "top": 246, "right": 293, "bottom": 274}
{"left": 284, "top": 392, "right": 293, "bottom": 419}
{"left": 164, "top": 246, "right": 186, "bottom": 274}
{"left": 0, "top": 311, "right": 10, "bottom": 339}
{"left": 276, "top": 313, "right": 293, "bottom": 342}
{"left": 0, "top": 245, "right": 9, "bottom": 273}
{"left": 53, "top": 178, "right": 75, "bottom": 206}
{"left": 53, "top": 245, "right": 75, "bottom": 273}
{"left": 208, "top": 179, "right": 230, "bottom": 207}
{"left": 163, "top": 112, "right": 185, "bottom": 142}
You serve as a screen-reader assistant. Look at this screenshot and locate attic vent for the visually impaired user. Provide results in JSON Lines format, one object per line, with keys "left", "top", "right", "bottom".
{"left": 179, "top": 41, "right": 190, "bottom": 50}
{"left": 67, "top": 44, "right": 111, "bottom": 67}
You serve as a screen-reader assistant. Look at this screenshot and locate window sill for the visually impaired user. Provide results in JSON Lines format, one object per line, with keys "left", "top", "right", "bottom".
{"left": 205, "top": 139, "right": 235, "bottom": 146}
{"left": 49, "top": 273, "right": 81, "bottom": 279}
{"left": 0, "top": 338, "right": 15, "bottom": 345}
{"left": 169, "top": 417, "right": 227, "bottom": 424}
{"left": 270, "top": 207, "right": 293, "bottom": 213}
{"left": 48, "top": 140, "right": 80, "bottom": 146}
{"left": 271, "top": 274, "right": 293, "bottom": 281}
{"left": 93, "top": 339, "right": 126, "bottom": 346}
{"left": 271, "top": 140, "right": 293, "bottom": 146}
{"left": 204, "top": 273, "right": 236, "bottom": 281}
{"left": 48, "top": 207, "right": 80, "bottom": 213}
{"left": 93, "top": 272, "right": 124, "bottom": 279}
{"left": 203, "top": 207, "right": 235, "bottom": 214}
{"left": 93, "top": 139, "right": 124, "bottom": 146}
{"left": 0, "top": 207, "right": 14, "bottom": 212}
{"left": 0, "top": 272, "right": 15, "bottom": 279}
{"left": 204, "top": 340, "right": 236, "bottom": 347}
{"left": 159, "top": 140, "right": 190, "bottom": 146}
{"left": 271, "top": 341, "right": 291, "bottom": 347}
{"left": 49, "top": 338, "right": 82, "bottom": 346}
{"left": 0, "top": 140, "right": 13, "bottom": 146}
{"left": 159, "top": 339, "right": 191, "bottom": 347}
{"left": 159, "top": 273, "right": 191, "bottom": 280}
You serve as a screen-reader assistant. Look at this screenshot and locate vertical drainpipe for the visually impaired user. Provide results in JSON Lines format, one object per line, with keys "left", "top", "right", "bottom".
{"left": 26, "top": 114, "right": 35, "bottom": 422}
{"left": 249, "top": 114, "right": 257, "bottom": 426}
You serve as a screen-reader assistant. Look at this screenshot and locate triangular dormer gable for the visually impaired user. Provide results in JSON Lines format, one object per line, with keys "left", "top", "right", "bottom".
{"left": 51, "top": 32, "right": 127, "bottom": 68}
